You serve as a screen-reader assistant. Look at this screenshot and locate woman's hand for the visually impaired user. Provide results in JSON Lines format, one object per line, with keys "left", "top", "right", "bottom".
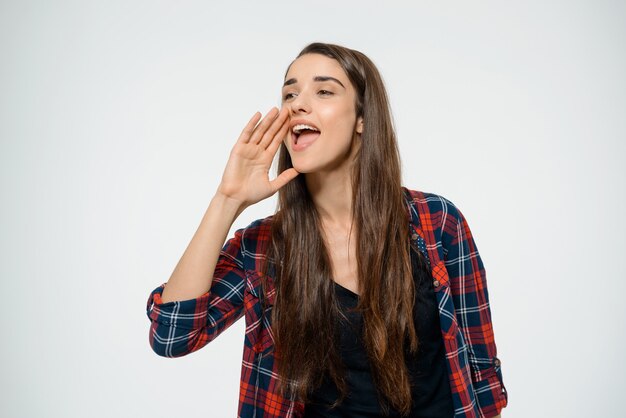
{"left": 216, "top": 107, "right": 298, "bottom": 208}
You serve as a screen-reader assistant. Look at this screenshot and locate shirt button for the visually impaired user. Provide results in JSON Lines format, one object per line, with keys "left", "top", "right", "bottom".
{"left": 411, "top": 233, "right": 418, "bottom": 241}
{"left": 494, "top": 358, "right": 501, "bottom": 366}
{"left": 433, "top": 280, "right": 440, "bottom": 287}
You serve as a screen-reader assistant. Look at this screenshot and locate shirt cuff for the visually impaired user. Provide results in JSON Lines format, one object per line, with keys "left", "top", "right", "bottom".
{"left": 473, "top": 357, "right": 508, "bottom": 417}
{"left": 146, "top": 283, "right": 212, "bottom": 330}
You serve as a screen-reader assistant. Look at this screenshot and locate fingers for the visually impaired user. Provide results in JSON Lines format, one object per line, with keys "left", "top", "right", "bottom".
{"left": 269, "top": 167, "right": 300, "bottom": 194}
{"left": 266, "top": 115, "right": 290, "bottom": 156}
{"left": 246, "top": 107, "right": 279, "bottom": 145}
{"left": 258, "top": 107, "right": 289, "bottom": 149}
{"left": 237, "top": 112, "right": 262, "bottom": 144}
{"left": 237, "top": 107, "right": 290, "bottom": 155}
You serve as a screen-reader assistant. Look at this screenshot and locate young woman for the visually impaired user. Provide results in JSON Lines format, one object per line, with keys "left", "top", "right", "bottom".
{"left": 146, "top": 42, "right": 508, "bottom": 418}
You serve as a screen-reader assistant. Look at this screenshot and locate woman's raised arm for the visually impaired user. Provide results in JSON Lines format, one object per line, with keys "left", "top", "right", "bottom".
{"left": 146, "top": 107, "right": 298, "bottom": 357}
{"left": 160, "top": 106, "right": 296, "bottom": 303}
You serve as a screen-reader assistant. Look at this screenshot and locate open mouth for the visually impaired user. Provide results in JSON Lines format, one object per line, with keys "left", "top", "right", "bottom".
{"left": 291, "top": 124, "right": 320, "bottom": 144}
{"left": 292, "top": 124, "right": 321, "bottom": 145}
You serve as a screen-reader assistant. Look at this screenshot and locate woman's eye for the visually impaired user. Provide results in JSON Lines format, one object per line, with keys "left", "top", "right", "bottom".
{"left": 282, "top": 90, "right": 332, "bottom": 101}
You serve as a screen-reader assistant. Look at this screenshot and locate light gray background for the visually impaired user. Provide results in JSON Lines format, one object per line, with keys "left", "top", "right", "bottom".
{"left": 1, "top": 1, "right": 624, "bottom": 417}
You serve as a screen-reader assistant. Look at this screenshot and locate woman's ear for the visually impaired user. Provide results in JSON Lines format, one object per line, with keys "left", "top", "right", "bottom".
{"left": 356, "top": 117, "right": 364, "bottom": 134}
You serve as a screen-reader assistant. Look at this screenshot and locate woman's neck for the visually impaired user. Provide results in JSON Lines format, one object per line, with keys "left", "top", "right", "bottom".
{"left": 305, "top": 171, "right": 354, "bottom": 231}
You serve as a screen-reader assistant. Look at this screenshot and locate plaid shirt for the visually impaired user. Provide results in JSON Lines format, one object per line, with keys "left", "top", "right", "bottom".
{"left": 146, "top": 187, "right": 508, "bottom": 417}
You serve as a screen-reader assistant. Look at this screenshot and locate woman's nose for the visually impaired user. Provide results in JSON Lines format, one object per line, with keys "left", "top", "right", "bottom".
{"left": 289, "top": 92, "right": 311, "bottom": 114}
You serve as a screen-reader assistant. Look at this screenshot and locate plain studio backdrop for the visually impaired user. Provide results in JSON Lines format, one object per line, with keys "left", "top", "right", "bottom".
{"left": 1, "top": 1, "right": 624, "bottom": 417}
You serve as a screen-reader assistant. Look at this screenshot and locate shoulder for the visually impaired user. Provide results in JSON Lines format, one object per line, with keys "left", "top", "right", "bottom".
{"left": 226, "top": 215, "right": 276, "bottom": 269}
{"left": 237, "top": 214, "right": 275, "bottom": 245}
{"left": 242, "top": 214, "right": 274, "bottom": 233}
{"left": 401, "top": 186, "right": 464, "bottom": 229}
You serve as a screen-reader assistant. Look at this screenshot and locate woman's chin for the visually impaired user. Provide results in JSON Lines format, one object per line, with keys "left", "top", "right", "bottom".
{"left": 290, "top": 162, "right": 315, "bottom": 174}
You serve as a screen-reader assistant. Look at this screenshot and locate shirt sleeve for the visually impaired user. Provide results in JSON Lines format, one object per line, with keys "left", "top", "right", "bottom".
{"left": 145, "top": 226, "right": 247, "bottom": 358}
{"left": 441, "top": 200, "right": 508, "bottom": 417}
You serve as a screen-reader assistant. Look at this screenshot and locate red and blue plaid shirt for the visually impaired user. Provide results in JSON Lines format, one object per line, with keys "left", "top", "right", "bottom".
{"left": 146, "top": 187, "right": 508, "bottom": 417}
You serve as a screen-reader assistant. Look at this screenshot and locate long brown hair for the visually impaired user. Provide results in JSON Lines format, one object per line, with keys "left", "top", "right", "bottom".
{"left": 261, "top": 42, "right": 422, "bottom": 416}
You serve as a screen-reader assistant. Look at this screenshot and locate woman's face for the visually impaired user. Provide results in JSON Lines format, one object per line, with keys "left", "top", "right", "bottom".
{"left": 281, "top": 53, "right": 363, "bottom": 174}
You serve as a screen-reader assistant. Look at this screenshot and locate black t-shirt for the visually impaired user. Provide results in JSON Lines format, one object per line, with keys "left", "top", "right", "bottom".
{"left": 303, "top": 246, "right": 455, "bottom": 418}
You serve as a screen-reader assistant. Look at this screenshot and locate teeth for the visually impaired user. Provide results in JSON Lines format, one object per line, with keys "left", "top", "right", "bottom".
{"left": 292, "top": 124, "right": 320, "bottom": 134}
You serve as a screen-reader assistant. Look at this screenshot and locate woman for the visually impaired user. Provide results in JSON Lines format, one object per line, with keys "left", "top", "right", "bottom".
{"left": 146, "top": 42, "right": 508, "bottom": 418}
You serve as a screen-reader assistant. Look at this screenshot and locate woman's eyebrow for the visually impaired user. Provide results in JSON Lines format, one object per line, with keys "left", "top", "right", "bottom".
{"left": 283, "top": 76, "right": 345, "bottom": 89}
